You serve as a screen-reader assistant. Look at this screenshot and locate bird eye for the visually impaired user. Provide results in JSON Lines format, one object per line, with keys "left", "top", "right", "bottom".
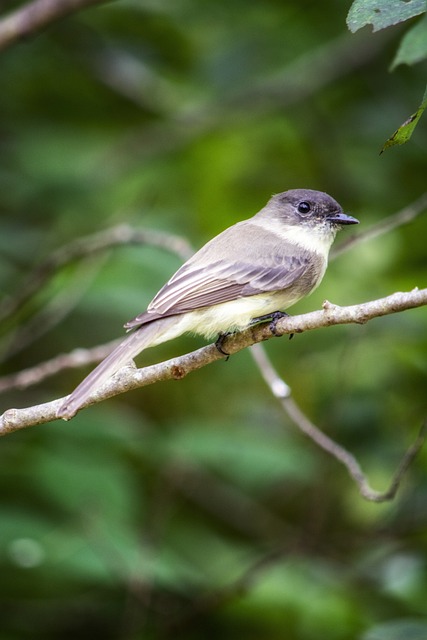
{"left": 297, "top": 201, "right": 311, "bottom": 215}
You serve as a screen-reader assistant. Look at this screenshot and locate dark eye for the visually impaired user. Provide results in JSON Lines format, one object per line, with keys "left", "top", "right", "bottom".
{"left": 297, "top": 201, "right": 311, "bottom": 215}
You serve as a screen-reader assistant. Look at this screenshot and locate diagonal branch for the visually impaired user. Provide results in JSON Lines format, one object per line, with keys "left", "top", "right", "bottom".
{"left": 1, "top": 191, "right": 423, "bottom": 384}
{"left": 0, "top": 287, "right": 426, "bottom": 436}
{"left": 332, "top": 191, "right": 427, "bottom": 258}
{"left": 0, "top": 339, "right": 121, "bottom": 393}
{"left": 0, "top": 0, "right": 108, "bottom": 52}
{"left": 0, "top": 224, "right": 193, "bottom": 325}
{"left": 251, "top": 342, "right": 426, "bottom": 502}
{"left": 164, "top": 547, "right": 288, "bottom": 634}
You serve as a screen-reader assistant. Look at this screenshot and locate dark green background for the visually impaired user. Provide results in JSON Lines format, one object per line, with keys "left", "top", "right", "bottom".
{"left": 0, "top": 1, "right": 426, "bottom": 638}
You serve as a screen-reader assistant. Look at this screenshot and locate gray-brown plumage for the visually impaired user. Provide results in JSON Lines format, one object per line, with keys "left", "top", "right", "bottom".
{"left": 58, "top": 189, "right": 358, "bottom": 419}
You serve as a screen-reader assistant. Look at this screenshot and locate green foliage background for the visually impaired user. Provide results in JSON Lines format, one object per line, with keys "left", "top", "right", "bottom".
{"left": 0, "top": 1, "right": 426, "bottom": 638}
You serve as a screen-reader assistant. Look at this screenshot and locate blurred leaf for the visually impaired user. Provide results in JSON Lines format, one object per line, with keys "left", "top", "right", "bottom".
{"left": 361, "top": 619, "right": 427, "bottom": 640}
{"left": 235, "top": 558, "right": 359, "bottom": 640}
{"left": 391, "top": 14, "right": 427, "bottom": 67}
{"left": 347, "top": 0, "right": 426, "bottom": 33}
{"left": 1, "top": 0, "right": 427, "bottom": 637}
{"left": 163, "top": 420, "right": 315, "bottom": 489}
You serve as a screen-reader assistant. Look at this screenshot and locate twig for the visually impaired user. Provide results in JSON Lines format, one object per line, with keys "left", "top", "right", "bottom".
{"left": 250, "top": 343, "right": 426, "bottom": 502}
{"left": 332, "top": 191, "right": 427, "bottom": 258}
{"left": 163, "top": 461, "right": 288, "bottom": 538}
{"left": 163, "top": 548, "right": 287, "bottom": 635}
{"left": 98, "top": 30, "right": 394, "bottom": 179}
{"left": 0, "top": 195, "right": 422, "bottom": 388}
{"left": 0, "top": 340, "right": 121, "bottom": 393}
{"left": 0, "top": 258, "right": 107, "bottom": 363}
{"left": 0, "top": 224, "right": 193, "bottom": 324}
{"left": 0, "top": 287, "right": 426, "bottom": 435}
{"left": 0, "top": 0, "right": 107, "bottom": 51}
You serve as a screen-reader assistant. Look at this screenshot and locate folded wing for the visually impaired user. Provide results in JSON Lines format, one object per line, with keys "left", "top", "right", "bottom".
{"left": 125, "top": 253, "right": 310, "bottom": 329}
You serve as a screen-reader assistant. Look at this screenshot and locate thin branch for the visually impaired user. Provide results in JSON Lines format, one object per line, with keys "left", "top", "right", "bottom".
{"left": 163, "top": 548, "right": 288, "bottom": 635}
{"left": 0, "top": 287, "right": 426, "bottom": 436}
{"left": 0, "top": 258, "right": 107, "bottom": 363}
{"left": 250, "top": 343, "right": 426, "bottom": 502}
{"left": 0, "top": 339, "right": 121, "bottom": 393}
{"left": 0, "top": 0, "right": 108, "bottom": 51}
{"left": 99, "top": 30, "right": 395, "bottom": 180}
{"left": 332, "top": 191, "right": 427, "bottom": 258}
{"left": 0, "top": 224, "right": 193, "bottom": 324}
{"left": 0, "top": 193, "right": 421, "bottom": 388}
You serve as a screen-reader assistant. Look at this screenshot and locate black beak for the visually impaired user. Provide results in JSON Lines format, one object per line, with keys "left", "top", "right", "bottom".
{"left": 328, "top": 212, "right": 359, "bottom": 225}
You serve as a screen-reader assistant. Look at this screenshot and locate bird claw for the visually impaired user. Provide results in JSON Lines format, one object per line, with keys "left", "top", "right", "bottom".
{"left": 250, "top": 311, "right": 291, "bottom": 337}
{"left": 216, "top": 311, "right": 293, "bottom": 358}
{"left": 215, "top": 332, "right": 231, "bottom": 358}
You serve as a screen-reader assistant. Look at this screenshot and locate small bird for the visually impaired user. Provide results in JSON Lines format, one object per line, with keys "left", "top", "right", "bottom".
{"left": 58, "top": 189, "right": 358, "bottom": 419}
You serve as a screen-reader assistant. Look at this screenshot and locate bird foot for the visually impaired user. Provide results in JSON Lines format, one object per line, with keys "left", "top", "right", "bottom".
{"left": 215, "top": 332, "right": 231, "bottom": 357}
{"left": 250, "top": 311, "right": 293, "bottom": 339}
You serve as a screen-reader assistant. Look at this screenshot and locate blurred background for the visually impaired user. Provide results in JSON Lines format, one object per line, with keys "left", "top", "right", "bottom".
{"left": 0, "top": 1, "right": 426, "bottom": 638}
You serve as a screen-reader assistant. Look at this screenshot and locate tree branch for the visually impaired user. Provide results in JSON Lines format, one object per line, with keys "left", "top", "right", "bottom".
{"left": 0, "top": 339, "right": 121, "bottom": 393}
{"left": 250, "top": 343, "right": 426, "bottom": 502}
{"left": 1, "top": 191, "right": 422, "bottom": 383}
{"left": 0, "top": 0, "right": 108, "bottom": 51}
{"left": 0, "top": 287, "right": 425, "bottom": 436}
{"left": 163, "top": 547, "right": 288, "bottom": 634}
{"left": 0, "top": 224, "right": 193, "bottom": 325}
{"left": 332, "top": 191, "right": 427, "bottom": 258}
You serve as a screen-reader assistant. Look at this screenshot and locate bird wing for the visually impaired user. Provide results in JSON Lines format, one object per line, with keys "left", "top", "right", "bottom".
{"left": 152, "top": 256, "right": 308, "bottom": 310}
{"left": 124, "top": 220, "right": 322, "bottom": 329}
{"left": 125, "top": 253, "right": 311, "bottom": 329}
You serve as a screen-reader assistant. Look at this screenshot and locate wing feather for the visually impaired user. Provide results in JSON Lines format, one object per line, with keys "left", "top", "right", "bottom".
{"left": 125, "top": 221, "right": 323, "bottom": 330}
{"left": 125, "top": 254, "right": 310, "bottom": 329}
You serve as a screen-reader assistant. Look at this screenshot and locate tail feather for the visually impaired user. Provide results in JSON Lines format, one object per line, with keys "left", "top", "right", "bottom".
{"left": 57, "top": 316, "right": 179, "bottom": 419}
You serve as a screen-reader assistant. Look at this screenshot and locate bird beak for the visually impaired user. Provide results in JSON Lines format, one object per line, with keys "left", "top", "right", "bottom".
{"left": 328, "top": 212, "right": 359, "bottom": 225}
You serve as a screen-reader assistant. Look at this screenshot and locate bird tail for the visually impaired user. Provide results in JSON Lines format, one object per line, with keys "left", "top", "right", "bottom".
{"left": 57, "top": 316, "right": 180, "bottom": 420}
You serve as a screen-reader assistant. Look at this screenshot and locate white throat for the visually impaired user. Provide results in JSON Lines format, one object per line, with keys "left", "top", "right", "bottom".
{"left": 252, "top": 218, "right": 336, "bottom": 256}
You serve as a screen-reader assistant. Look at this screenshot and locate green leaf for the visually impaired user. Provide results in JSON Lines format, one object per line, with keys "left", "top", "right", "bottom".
{"left": 391, "top": 13, "right": 427, "bottom": 67}
{"left": 347, "top": 0, "right": 426, "bottom": 33}
{"left": 361, "top": 619, "right": 427, "bottom": 640}
{"left": 380, "top": 84, "right": 427, "bottom": 152}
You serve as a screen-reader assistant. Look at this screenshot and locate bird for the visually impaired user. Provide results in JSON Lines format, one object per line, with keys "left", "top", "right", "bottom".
{"left": 57, "top": 188, "right": 359, "bottom": 419}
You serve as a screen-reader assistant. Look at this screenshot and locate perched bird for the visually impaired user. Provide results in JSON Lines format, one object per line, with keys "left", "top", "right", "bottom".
{"left": 58, "top": 189, "right": 358, "bottom": 419}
